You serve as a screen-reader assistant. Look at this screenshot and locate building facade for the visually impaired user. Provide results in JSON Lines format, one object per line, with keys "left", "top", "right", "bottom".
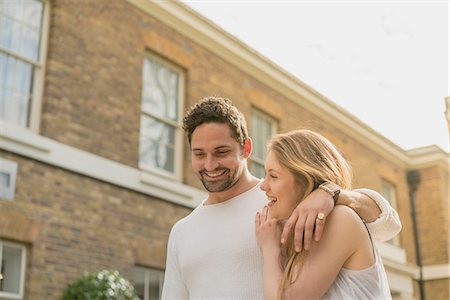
{"left": 0, "top": 1, "right": 448, "bottom": 299}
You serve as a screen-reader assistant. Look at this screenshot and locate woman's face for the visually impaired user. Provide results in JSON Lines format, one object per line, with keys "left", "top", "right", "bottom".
{"left": 260, "top": 150, "right": 303, "bottom": 219}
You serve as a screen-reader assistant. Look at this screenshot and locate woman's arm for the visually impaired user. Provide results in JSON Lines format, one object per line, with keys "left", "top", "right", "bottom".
{"left": 255, "top": 206, "right": 284, "bottom": 300}
{"left": 284, "top": 205, "right": 372, "bottom": 299}
{"left": 261, "top": 240, "right": 284, "bottom": 300}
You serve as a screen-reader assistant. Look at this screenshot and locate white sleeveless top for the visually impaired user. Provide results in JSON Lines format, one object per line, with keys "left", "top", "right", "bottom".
{"left": 321, "top": 240, "right": 392, "bottom": 300}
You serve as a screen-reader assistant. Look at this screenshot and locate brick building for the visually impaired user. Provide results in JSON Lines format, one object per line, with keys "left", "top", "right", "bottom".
{"left": 0, "top": 1, "right": 448, "bottom": 299}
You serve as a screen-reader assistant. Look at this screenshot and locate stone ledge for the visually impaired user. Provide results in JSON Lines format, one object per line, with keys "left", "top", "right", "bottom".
{"left": 0, "top": 211, "right": 43, "bottom": 243}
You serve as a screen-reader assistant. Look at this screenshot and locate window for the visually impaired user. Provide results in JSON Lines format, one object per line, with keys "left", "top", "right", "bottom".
{"left": 0, "top": 158, "right": 17, "bottom": 201}
{"left": 130, "top": 267, "right": 164, "bottom": 300}
{"left": 0, "top": 0, "right": 48, "bottom": 130}
{"left": 0, "top": 241, "right": 26, "bottom": 299}
{"left": 139, "top": 54, "right": 184, "bottom": 179}
{"left": 381, "top": 180, "right": 400, "bottom": 245}
{"left": 250, "top": 110, "right": 277, "bottom": 179}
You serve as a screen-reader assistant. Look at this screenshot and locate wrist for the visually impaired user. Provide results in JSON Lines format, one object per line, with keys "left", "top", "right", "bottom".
{"left": 261, "top": 244, "right": 281, "bottom": 256}
{"left": 337, "top": 190, "right": 359, "bottom": 209}
{"left": 318, "top": 181, "right": 341, "bottom": 204}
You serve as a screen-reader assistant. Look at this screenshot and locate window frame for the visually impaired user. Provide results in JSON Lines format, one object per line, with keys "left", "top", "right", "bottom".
{"left": 0, "top": 0, "right": 50, "bottom": 132}
{"left": 249, "top": 109, "right": 277, "bottom": 179}
{"left": 130, "top": 266, "right": 164, "bottom": 300}
{"left": 0, "top": 157, "right": 18, "bottom": 201}
{"left": 381, "top": 179, "right": 401, "bottom": 246}
{"left": 138, "top": 52, "right": 185, "bottom": 181}
{"left": 0, "top": 240, "right": 27, "bottom": 299}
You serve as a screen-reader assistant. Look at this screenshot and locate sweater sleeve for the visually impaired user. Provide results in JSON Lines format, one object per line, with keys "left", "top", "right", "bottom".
{"left": 161, "top": 225, "right": 189, "bottom": 300}
{"left": 354, "top": 188, "right": 402, "bottom": 242}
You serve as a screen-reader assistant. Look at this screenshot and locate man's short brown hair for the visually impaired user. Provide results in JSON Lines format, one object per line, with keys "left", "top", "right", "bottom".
{"left": 183, "top": 97, "right": 249, "bottom": 148}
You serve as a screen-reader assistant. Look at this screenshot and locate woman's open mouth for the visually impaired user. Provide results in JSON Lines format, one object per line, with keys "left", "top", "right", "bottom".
{"left": 267, "top": 196, "right": 278, "bottom": 207}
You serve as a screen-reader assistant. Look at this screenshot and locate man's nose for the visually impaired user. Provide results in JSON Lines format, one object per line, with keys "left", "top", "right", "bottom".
{"left": 204, "top": 155, "right": 219, "bottom": 171}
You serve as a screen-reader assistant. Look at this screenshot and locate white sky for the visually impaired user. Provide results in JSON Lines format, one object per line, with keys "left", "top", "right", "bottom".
{"left": 182, "top": 0, "right": 449, "bottom": 151}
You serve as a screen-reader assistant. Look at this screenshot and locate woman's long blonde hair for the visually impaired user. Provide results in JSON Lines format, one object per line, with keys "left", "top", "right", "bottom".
{"left": 266, "top": 129, "right": 353, "bottom": 298}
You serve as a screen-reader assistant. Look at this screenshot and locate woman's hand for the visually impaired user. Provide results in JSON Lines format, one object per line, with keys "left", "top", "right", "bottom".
{"left": 255, "top": 205, "right": 282, "bottom": 255}
{"left": 280, "top": 188, "right": 334, "bottom": 251}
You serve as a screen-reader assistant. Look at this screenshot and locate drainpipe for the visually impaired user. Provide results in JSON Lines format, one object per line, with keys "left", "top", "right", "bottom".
{"left": 407, "top": 170, "right": 424, "bottom": 300}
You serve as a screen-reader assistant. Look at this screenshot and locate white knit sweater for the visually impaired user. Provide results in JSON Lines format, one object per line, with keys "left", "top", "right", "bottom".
{"left": 161, "top": 184, "right": 401, "bottom": 300}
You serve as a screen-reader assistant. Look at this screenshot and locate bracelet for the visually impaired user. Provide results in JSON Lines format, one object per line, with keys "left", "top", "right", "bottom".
{"left": 318, "top": 182, "right": 340, "bottom": 204}
{"left": 317, "top": 184, "right": 334, "bottom": 198}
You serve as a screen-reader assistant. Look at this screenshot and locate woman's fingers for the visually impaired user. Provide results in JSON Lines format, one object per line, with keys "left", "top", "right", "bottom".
{"left": 261, "top": 205, "right": 268, "bottom": 222}
{"left": 302, "top": 213, "right": 316, "bottom": 250}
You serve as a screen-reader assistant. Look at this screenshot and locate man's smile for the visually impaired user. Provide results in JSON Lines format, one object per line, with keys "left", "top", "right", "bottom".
{"left": 202, "top": 169, "right": 228, "bottom": 180}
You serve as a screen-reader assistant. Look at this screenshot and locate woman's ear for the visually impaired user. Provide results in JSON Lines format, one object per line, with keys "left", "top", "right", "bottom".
{"left": 243, "top": 138, "right": 253, "bottom": 158}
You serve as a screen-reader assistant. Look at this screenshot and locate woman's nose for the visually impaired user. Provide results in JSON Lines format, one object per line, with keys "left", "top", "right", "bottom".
{"left": 260, "top": 179, "right": 268, "bottom": 191}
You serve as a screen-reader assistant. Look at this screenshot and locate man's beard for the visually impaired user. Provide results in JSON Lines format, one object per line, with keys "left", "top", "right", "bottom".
{"left": 200, "top": 168, "right": 240, "bottom": 192}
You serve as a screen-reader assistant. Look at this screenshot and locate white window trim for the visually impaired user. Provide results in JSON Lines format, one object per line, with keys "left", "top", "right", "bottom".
{"left": 133, "top": 266, "right": 164, "bottom": 300}
{"left": 422, "top": 263, "right": 450, "bottom": 280}
{"left": 0, "top": 0, "right": 50, "bottom": 133}
{"left": 250, "top": 109, "right": 277, "bottom": 173}
{"left": 139, "top": 53, "right": 184, "bottom": 181}
{"left": 29, "top": 0, "right": 51, "bottom": 133}
{"left": 0, "top": 157, "right": 18, "bottom": 201}
{"left": 0, "top": 120, "right": 206, "bottom": 208}
{"left": 0, "top": 240, "right": 27, "bottom": 299}
{"left": 381, "top": 180, "right": 400, "bottom": 246}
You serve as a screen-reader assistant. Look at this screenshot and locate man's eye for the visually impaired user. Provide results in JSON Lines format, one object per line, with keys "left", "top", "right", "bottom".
{"left": 194, "top": 153, "right": 205, "bottom": 157}
{"left": 217, "top": 151, "right": 229, "bottom": 155}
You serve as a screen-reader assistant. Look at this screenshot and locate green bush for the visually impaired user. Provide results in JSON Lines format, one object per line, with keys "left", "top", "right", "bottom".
{"left": 63, "top": 269, "right": 140, "bottom": 300}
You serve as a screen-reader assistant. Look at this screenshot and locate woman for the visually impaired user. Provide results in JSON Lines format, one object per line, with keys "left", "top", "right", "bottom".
{"left": 255, "top": 129, "right": 391, "bottom": 300}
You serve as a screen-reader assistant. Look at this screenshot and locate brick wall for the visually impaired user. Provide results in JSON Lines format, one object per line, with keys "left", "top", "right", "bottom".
{"left": 0, "top": 151, "right": 190, "bottom": 299}
{"left": 415, "top": 166, "right": 449, "bottom": 265}
{"left": 425, "top": 279, "right": 449, "bottom": 300}
{"left": 416, "top": 165, "right": 449, "bottom": 299}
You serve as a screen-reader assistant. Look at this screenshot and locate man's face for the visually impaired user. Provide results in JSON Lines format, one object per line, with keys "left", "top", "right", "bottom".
{"left": 190, "top": 122, "right": 248, "bottom": 193}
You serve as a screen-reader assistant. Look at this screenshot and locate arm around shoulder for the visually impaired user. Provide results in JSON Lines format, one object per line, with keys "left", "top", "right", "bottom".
{"left": 354, "top": 188, "right": 402, "bottom": 242}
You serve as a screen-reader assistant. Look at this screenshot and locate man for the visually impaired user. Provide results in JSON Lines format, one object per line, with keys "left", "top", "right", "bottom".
{"left": 162, "top": 97, "right": 401, "bottom": 299}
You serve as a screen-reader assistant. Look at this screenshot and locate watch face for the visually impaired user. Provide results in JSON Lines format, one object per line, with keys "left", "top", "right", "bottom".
{"left": 333, "top": 189, "right": 340, "bottom": 199}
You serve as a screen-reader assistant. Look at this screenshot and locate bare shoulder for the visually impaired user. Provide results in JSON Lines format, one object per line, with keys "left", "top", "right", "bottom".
{"left": 323, "top": 204, "right": 375, "bottom": 270}
{"left": 323, "top": 205, "right": 368, "bottom": 241}
{"left": 328, "top": 205, "right": 365, "bottom": 224}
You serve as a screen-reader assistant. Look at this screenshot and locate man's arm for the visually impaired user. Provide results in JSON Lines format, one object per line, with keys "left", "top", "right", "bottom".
{"left": 337, "top": 189, "right": 381, "bottom": 222}
{"left": 280, "top": 186, "right": 402, "bottom": 251}
{"left": 352, "top": 188, "right": 402, "bottom": 241}
{"left": 161, "top": 226, "right": 189, "bottom": 300}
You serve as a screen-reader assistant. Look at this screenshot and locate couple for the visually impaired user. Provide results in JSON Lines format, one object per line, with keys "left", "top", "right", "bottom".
{"left": 162, "top": 97, "right": 400, "bottom": 299}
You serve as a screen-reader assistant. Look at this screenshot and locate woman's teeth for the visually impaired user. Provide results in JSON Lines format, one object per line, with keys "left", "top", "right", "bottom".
{"left": 267, "top": 196, "right": 277, "bottom": 206}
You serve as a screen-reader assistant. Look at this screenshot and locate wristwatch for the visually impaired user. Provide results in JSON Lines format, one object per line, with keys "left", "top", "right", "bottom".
{"left": 318, "top": 182, "right": 341, "bottom": 204}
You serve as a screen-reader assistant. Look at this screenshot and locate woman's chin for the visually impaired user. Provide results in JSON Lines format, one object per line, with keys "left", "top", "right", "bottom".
{"left": 269, "top": 205, "right": 290, "bottom": 220}
{"left": 269, "top": 210, "right": 283, "bottom": 220}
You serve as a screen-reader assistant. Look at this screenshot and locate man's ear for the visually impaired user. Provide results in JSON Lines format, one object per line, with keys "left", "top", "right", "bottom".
{"left": 243, "top": 138, "right": 252, "bottom": 158}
